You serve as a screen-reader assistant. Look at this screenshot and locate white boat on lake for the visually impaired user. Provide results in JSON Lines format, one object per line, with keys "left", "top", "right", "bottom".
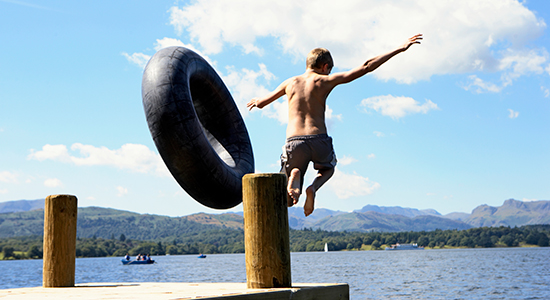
{"left": 385, "top": 243, "right": 424, "bottom": 250}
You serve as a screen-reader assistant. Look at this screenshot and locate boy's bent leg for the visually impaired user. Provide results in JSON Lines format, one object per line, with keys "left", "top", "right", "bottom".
{"left": 304, "top": 167, "right": 334, "bottom": 217}
{"left": 287, "top": 168, "right": 301, "bottom": 206}
{"left": 280, "top": 137, "right": 310, "bottom": 207}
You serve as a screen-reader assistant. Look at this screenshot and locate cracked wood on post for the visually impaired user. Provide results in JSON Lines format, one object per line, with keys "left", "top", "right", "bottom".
{"left": 243, "top": 173, "right": 291, "bottom": 289}
{"left": 43, "top": 194, "right": 78, "bottom": 287}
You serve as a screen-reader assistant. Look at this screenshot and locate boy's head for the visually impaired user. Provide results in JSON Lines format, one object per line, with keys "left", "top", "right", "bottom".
{"left": 306, "top": 48, "right": 333, "bottom": 71}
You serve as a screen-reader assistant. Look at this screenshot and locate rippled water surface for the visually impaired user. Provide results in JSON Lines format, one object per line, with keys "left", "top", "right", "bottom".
{"left": 1, "top": 247, "right": 548, "bottom": 299}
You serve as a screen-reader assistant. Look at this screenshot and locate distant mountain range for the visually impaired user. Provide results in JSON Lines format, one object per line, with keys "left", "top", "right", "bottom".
{"left": 467, "top": 199, "right": 550, "bottom": 227}
{"left": 287, "top": 199, "right": 550, "bottom": 231}
{"left": 0, "top": 198, "right": 548, "bottom": 238}
{"left": 0, "top": 199, "right": 43, "bottom": 214}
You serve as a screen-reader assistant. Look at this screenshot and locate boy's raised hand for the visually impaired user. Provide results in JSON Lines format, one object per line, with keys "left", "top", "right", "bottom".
{"left": 401, "top": 34, "right": 423, "bottom": 51}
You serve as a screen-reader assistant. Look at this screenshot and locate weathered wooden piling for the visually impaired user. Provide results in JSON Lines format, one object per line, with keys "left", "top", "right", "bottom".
{"left": 43, "top": 194, "right": 78, "bottom": 288}
{"left": 242, "top": 173, "right": 291, "bottom": 289}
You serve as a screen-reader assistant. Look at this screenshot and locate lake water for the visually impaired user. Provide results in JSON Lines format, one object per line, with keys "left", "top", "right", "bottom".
{"left": 1, "top": 247, "right": 548, "bottom": 299}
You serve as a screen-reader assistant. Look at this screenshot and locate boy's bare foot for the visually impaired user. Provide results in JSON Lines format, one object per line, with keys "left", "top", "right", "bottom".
{"left": 304, "top": 185, "right": 316, "bottom": 216}
{"left": 287, "top": 194, "right": 293, "bottom": 207}
{"left": 287, "top": 168, "right": 301, "bottom": 206}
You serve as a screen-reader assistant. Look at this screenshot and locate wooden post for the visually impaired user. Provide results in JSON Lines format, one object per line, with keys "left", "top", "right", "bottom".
{"left": 43, "top": 194, "right": 78, "bottom": 287}
{"left": 243, "top": 173, "right": 291, "bottom": 288}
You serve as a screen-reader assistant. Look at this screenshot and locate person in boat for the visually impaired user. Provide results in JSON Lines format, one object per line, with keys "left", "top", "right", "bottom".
{"left": 146, "top": 254, "right": 151, "bottom": 261}
{"left": 136, "top": 254, "right": 141, "bottom": 261}
{"left": 124, "top": 253, "right": 130, "bottom": 261}
{"left": 247, "top": 34, "right": 423, "bottom": 216}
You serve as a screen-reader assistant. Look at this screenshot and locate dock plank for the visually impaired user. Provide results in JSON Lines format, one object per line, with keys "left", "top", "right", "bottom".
{"left": 0, "top": 282, "right": 349, "bottom": 299}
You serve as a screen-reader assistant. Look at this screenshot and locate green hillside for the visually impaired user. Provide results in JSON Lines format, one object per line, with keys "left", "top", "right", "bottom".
{"left": 0, "top": 207, "right": 241, "bottom": 240}
{"left": 1, "top": 199, "right": 549, "bottom": 240}
{"left": 0, "top": 209, "right": 44, "bottom": 237}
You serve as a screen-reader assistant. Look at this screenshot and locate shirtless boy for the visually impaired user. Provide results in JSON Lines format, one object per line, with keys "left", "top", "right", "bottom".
{"left": 247, "top": 34, "right": 422, "bottom": 216}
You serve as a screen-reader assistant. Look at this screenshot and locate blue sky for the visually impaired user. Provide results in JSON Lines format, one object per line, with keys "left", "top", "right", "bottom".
{"left": 1, "top": 0, "right": 549, "bottom": 217}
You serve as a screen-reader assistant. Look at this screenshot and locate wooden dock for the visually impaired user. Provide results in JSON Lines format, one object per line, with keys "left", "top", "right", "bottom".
{"left": 0, "top": 282, "right": 349, "bottom": 299}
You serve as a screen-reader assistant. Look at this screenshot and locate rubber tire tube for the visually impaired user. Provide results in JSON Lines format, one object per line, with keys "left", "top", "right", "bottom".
{"left": 142, "top": 47, "right": 254, "bottom": 209}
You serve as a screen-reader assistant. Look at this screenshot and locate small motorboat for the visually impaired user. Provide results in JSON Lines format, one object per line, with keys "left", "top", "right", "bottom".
{"left": 197, "top": 254, "right": 207, "bottom": 259}
{"left": 121, "top": 259, "right": 155, "bottom": 265}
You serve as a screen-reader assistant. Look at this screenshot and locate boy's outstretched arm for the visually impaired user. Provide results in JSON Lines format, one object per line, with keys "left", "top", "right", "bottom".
{"left": 247, "top": 79, "right": 290, "bottom": 110}
{"left": 329, "top": 34, "right": 422, "bottom": 85}
{"left": 362, "top": 33, "right": 422, "bottom": 73}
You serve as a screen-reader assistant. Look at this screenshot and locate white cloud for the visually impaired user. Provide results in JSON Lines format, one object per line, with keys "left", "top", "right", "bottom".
{"left": 116, "top": 186, "right": 128, "bottom": 197}
{"left": 542, "top": 86, "right": 550, "bottom": 98}
{"left": 123, "top": 37, "right": 215, "bottom": 69}
{"left": 367, "top": 153, "right": 376, "bottom": 159}
{"left": 0, "top": 189, "right": 7, "bottom": 194}
{"left": 361, "top": 95, "right": 439, "bottom": 119}
{"left": 121, "top": 52, "right": 151, "bottom": 69}
{"left": 464, "top": 75, "right": 503, "bottom": 93}
{"left": 325, "top": 105, "right": 343, "bottom": 130}
{"left": 154, "top": 37, "right": 215, "bottom": 65}
{"left": 0, "top": 171, "right": 18, "bottom": 183}
{"left": 168, "top": 0, "right": 546, "bottom": 84}
{"left": 28, "top": 143, "right": 170, "bottom": 177}
{"left": 327, "top": 168, "right": 380, "bottom": 199}
{"left": 508, "top": 109, "right": 519, "bottom": 119}
{"left": 499, "top": 49, "right": 549, "bottom": 86}
{"left": 259, "top": 98, "right": 288, "bottom": 124}
{"left": 27, "top": 144, "right": 71, "bottom": 162}
{"left": 373, "top": 131, "right": 385, "bottom": 137}
{"left": 44, "top": 178, "right": 63, "bottom": 188}
{"left": 522, "top": 198, "right": 538, "bottom": 202}
{"left": 222, "top": 64, "right": 276, "bottom": 119}
{"left": 154, "top": 37, "right": 187, "bottom": 51}
{"left": 468, "top": 49, "right": 550, "bottom": 92}
{"left": 338, "top": 155, "right": 357, "bottom": 166}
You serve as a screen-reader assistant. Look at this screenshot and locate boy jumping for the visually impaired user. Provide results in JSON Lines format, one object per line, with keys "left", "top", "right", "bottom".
{"left": 247, "top": 34, "right": 422, "bottom": 216}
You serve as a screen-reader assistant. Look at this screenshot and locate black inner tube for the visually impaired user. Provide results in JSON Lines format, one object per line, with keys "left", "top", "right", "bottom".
{"left": 142, "top": 47, "right": 254, "bottom": 209}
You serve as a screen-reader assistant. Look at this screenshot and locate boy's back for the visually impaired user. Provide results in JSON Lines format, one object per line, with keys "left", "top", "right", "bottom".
{"left": 284, "top": 71, "right": 334, "bottom": 138}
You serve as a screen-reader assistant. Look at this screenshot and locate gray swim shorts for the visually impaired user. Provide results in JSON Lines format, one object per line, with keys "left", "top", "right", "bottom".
{"left": 280, "top": 134, "right": 337, "bottom": 189}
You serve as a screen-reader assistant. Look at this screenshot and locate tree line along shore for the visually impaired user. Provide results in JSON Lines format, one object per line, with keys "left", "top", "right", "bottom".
{"left": 1, "top": 225, "right": 548, "bottom": 260}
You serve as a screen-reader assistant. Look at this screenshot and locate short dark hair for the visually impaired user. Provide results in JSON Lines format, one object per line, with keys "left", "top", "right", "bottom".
{"left": 306, "top": 48, "right": 333, "bottom": 69}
